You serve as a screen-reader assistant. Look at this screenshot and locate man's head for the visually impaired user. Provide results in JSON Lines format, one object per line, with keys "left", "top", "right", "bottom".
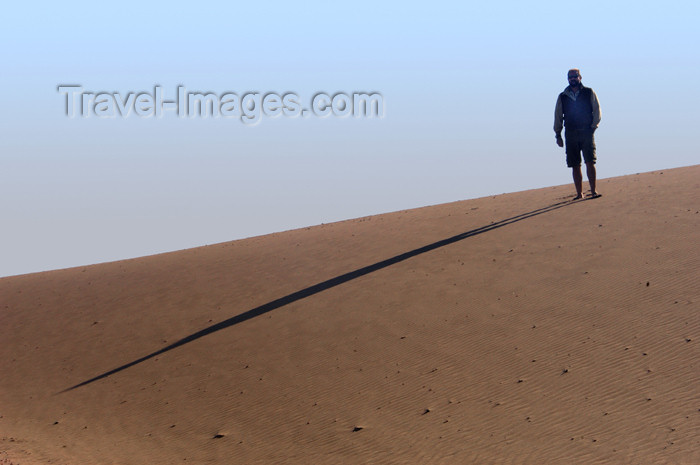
{"left": 567, "top": 69, "right": 582, "bottom": 88}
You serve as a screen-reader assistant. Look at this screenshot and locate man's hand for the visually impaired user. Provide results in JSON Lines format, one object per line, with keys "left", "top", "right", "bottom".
{"left": 556, "top": 134, "right": 564, "bottom": 147}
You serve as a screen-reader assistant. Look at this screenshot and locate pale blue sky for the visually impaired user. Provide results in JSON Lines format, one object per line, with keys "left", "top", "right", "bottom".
{"left": 1, "top": 0, "right": 698, "bottom": 277}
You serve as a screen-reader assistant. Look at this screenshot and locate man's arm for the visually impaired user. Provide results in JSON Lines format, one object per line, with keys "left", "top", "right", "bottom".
{"left": 554, "top": 95, "right": 564, "bottom": 146}
{"left": 554, "top": 95, "right": 564, "bottom": 135}
{"left": 591, "top": 90, "right": 601, "bottom": 129}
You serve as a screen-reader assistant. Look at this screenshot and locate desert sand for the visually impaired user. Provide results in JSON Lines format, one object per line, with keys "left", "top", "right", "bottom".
{"left": 1, "top": 166, "right": 699, "bottom": 464}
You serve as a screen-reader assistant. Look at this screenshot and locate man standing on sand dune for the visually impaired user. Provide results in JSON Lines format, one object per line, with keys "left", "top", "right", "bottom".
{"left": 554, "top": 68, "right": 602, "bottom": 199}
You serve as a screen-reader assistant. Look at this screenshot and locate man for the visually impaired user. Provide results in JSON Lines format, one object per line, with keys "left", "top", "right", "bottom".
{"left": 554, "top": 68, "right": 602, "bottom": 199}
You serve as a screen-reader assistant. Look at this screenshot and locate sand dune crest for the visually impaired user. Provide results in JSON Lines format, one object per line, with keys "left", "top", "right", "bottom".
{"left": 2, "top": 166, "right": 699, "bottom": 464}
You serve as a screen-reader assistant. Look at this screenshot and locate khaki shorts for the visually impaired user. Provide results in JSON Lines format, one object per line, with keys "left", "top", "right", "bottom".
{"left": 565, "top": 128, "right": 596, "bottom": 167}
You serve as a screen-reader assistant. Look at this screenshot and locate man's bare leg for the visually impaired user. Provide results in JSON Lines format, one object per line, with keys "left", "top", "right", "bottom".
{"left": 572, "top": 165, "right": 583, "bottom": 199}
{"left": 586, "top": 162, "right": 601, "bottom": 197}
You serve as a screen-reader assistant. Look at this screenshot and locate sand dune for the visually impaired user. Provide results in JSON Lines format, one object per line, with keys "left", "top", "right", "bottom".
{"left": 1, "top": 166, "right": 699, "bottom": 464}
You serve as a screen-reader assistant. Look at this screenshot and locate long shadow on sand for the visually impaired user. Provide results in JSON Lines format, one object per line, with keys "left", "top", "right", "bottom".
{"left": 62, "top": 198, "right": 580, "bottom": 392}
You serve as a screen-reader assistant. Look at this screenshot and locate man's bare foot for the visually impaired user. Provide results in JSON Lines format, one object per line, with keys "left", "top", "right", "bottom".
{"left": 573, "top": 193, "right": 584, "bottom": 200}
{"left": 588, "top": 192, "right": 602, "bottom": 199}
